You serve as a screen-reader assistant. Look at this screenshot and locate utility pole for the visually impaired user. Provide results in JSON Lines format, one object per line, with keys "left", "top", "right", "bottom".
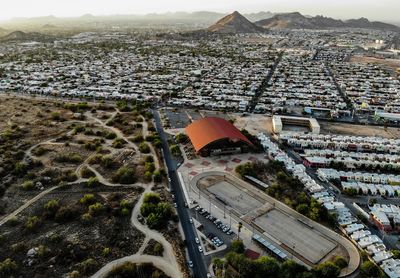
{"left": 209, "top": 195, "right": 211, "bottom": 213}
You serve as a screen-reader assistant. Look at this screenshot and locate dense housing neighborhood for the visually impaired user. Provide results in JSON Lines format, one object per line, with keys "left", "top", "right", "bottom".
{"left": 0, "top": 7, "right": 400, "bottom": 278}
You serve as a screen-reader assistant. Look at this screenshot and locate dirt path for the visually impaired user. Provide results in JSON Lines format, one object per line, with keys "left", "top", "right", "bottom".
{"left": 130, "top": 185, "right": 179, "bottom": 268}
{"left": 1, "top": 110, "right": 181, "bottom": 277}
{"left": 140, "top": 115, "right": 160, "bottom": 169}
{"left": 0, "top": 185, "right": 60, "bottom": 226}
{"left": 86, "top": 112, "right": 139, "bottom": 153}
{"left": 91, "top": 254, "right": 181, "bottom": 278}
{"left": 91, "top": 184, "right": 182, "bottom": 278}
{"left": 85, "top": 165, "right": 147, "bottom": 189}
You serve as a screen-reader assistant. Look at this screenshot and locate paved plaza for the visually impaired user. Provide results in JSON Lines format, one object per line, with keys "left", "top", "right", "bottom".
{"left": 255, "top": 210, "right": 337, "bottom": 264}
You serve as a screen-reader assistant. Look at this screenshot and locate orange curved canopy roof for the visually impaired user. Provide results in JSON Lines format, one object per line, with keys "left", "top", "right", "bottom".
{"left": 185, "top": 117, "right": 253, "bottom": 152}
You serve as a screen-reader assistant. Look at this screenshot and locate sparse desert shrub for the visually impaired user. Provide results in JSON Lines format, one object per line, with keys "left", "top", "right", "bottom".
{"left": 131, "top": 135, "right": 144, "bottom": 143}
{"left": 101, "top": 156, "right": 115, "bottom": 169}
{"left": 21, "top": 180, "right": 35, "bottom": 191}
{"left": 80, "top": 194, "right": 96, "bottom": 205}
{"left": 112, "top": 166, "right": 136, "bottom": 184}
{"left": 80, "top": 166, "right": 96, "bottom": 178}
{"left": 102, "top": 247, "right": 111, "bottom": 256}
{"left": 139, "top": 142, "right": 151, "bottom": 154}
{"left": 32, "top": 146, "right": 49, "bottom": 156}
{"left": 88, "top": 154, "right": 103, "bottom": 165}
{"left": 81, "top": 213, "right": 93, "bottom": 224}
{"left": 55, "top": 206, "right": 79, "bottom": 222}
{"left": 153, "top": 243, "right": 164, "bottom": 256}
{"left": 87, "top": 177, "right": 100, "bottom": 188}
{"left": 0, "top": 258, "right": 18, "bottom": 276}
{"left": 43, "top": 199, "right": 60, "bottom": 218}
{"left": 88, "top": 202, "right": 105, "bottom": 216}
{"left": 10, "top": 242, "right": 27, "bottom": 253}
{"left": 25, "top": 216, "right": 41, "bottom": 231}
{"left": 78, "top": 258, "right": 98, "bottom": 275}
{"left": 105, "top": 132, "right": 117, "bottom": 140}
{"left": 54, "top": 153, "right": 82, "bottom": 164}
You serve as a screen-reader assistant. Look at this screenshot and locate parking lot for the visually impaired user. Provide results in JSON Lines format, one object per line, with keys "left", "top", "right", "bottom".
{"left": 254, "top": 210, "right": 337, "bottom": 264}
{"left": 163, "top": 108, "right": 191, "bottom": 129}
{"left": 190, "top": 205, "right": 235, "bottom": 254}
{"left": 187, "top": 110, "right": 203, "bottom": 121}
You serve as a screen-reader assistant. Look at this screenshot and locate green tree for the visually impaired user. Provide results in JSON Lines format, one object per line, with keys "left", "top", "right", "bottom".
{"left": 175, "top": 133, "right": 188, "bottom": 143}
{"left": 255, "top": 256, "right": 280, "bottom": 277}
{"left": 235, "top": 162, "right": 256, "bottom": 177}
{"left": 112, "top": 167, "right": 136, "bottom": 184}
{"left": 313, "top": 261, "right": 340, "bottom": 278}
{"left": 169, "top": 144, "right": 181, "bottom": 157}
{"left": 143, "top": 193, "right": 161, "bottom": 204}
{"left": 392, "top": 249, "right": 400, "bottom": 259}
{"left": 296, "top": 203, "right": 309, "bottom": 215}
{"left": 333, "top": 256, "right": 348, "bottom": 269}
{"left": 360, "top": 261, "right": 385, "bottom": 278}
{"left": 231, "top": 240, "right": 245, "bottom": 254}
{"left": 280, "top": 260, "right": 309, "bottom": 278}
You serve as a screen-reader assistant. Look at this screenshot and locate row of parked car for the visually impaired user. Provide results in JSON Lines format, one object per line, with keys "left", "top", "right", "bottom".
{"left": 195, "top": 205, "right": 234, "bottom": 236}
{"left": 207, "top": 233, "right": 224, "bottom": 247}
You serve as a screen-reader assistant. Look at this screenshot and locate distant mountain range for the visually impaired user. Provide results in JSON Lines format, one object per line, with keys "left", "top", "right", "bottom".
{"left": 0, "top": 11, "right": 398, "bottom": 39}
{"left": 1, "top": 11, "right": 274, "bottom": 28}
{"left": 255, "top": 12, "right": 399, "bottom": 32}
{"left": 0, "top": 31, "right": 54, "bottom": 42}
{"left": 208, "top": 11, "right": 264, "bottom": 33}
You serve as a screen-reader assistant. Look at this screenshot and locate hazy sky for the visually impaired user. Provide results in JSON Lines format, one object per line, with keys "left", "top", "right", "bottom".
{"left": 1, "top": 0, "right": 399, "bottom": 22}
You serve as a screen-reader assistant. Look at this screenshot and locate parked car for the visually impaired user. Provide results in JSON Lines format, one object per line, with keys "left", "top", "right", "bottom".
{"left": 198, "top": 245, "right": 203, "bottom": 253}
{"left": 188, "top": 261, "right": 193, "bottom": 268}
{"left": 189, "top": 218, "right": 193, "bottom": 224}
{"left": 195, "top": 237, "right": 200, "bottom": 244}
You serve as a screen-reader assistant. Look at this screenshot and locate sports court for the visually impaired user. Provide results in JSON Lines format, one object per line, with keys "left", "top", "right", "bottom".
{"left": 255, "top": 210, "right": 337, "bottom": 264}
{"left": 208, "top": 180, "right": 263, "bottom": 215}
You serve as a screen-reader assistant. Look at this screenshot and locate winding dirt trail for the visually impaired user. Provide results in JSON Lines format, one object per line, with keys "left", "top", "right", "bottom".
{"left": 1, "top": 110, "right": 182, "bottom": 277}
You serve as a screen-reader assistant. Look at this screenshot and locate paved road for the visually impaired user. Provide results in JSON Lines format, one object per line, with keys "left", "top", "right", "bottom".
{"left": 153, "top": 109, "right": 208, "bottom": 278}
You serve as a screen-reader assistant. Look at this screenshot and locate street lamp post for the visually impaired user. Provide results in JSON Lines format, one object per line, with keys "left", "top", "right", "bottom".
{"left": 209, "top": 195, "right": 211, "bottom": 213}
{"left": 229, "top": 210, "right": 232, "bottom": 228}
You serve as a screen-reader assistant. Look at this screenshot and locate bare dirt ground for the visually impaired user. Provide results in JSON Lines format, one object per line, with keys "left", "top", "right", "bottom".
{"left": 350, "top": 56, "right": 400, "bottom": 74}
{"left": 0, "top": 183, "right": 145, "bottom": 277}
{"left": 234, "top": 114, "right": 273, "bottom": 134}
{"left": 320, "top": 121, "right": 400, "bottom": 139}
{"left": 0, "top": 95, "right": 186, "bottom": 278}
